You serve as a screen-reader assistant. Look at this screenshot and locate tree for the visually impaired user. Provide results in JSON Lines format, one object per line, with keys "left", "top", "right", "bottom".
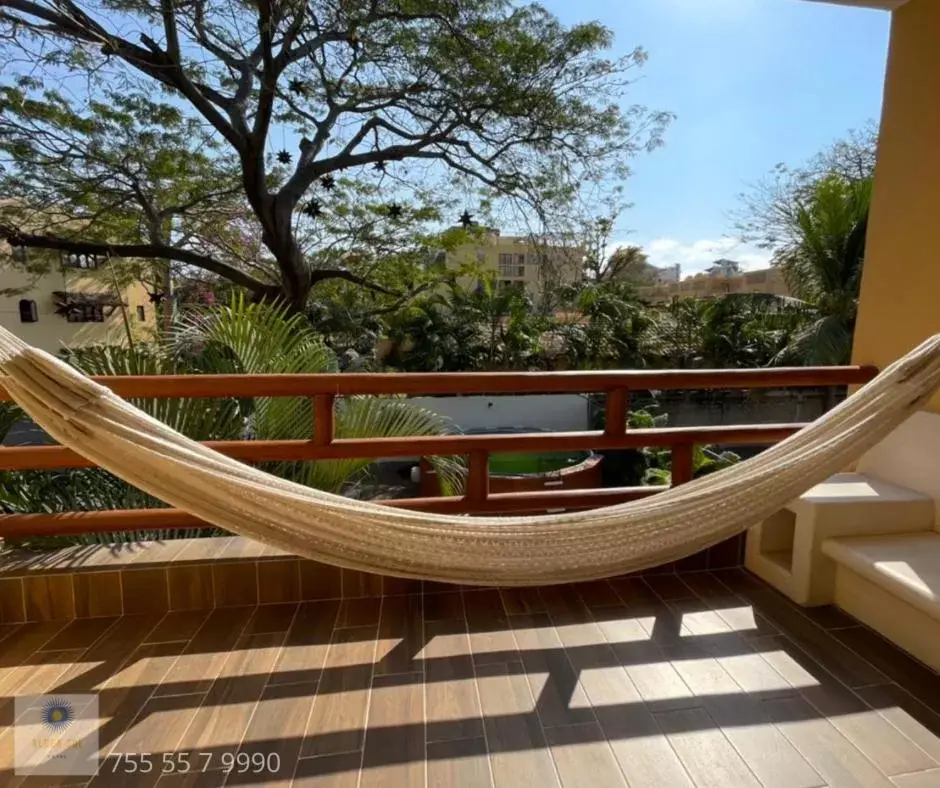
{"left": 600, "top": 245, "right": 656, "bottom": 285}
{"left": 0, "top": 0, "right": 671, "bottom": 311}
{"left": 734, "top": 123, "right": 877, "bottom": 252}
{"left": 0, "top": 297, "right": 463, "bottom": 546}
{"left": 772, "top": 176, "right": 872, "bottom": 365}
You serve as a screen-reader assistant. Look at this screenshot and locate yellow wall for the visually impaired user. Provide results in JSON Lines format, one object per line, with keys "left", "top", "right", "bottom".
{"left": 0, "top": 264, "right": 156, "bottom": 353}
{"left": 446, "top": 230, "right": 584, "bottom": 302}
{"left": 852, "top": 0, "right": 940, "bottom": 412}
{"left": 638, "top": 267, "right": 791, "bottom": 302}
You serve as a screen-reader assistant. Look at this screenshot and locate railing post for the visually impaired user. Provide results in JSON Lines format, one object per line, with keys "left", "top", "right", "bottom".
{"left": 466, "top": 451, "right": 490, "bottom": 506}
{"left": 313, "top": 394, "right": 335, "bottom": 446}
{"left": 671, "top": 442, "right": 694, "bottom": 486}
{"left": 605, "top": 388, "right": 629, "bottom": 437}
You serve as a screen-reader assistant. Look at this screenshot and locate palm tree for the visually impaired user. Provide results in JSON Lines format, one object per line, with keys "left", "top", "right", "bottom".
{"left": 2, "top": 297, "right": 462, "bottom": 547}
{"left": 773, "top": 175, "right": 872, "bottom": 365}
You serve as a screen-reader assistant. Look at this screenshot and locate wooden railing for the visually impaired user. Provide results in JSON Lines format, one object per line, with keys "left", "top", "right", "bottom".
{"left": 0, "top": 365, "right": 878, "bottom": 537}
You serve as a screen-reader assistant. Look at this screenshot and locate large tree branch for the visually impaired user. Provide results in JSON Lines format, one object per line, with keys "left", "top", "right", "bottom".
{"left": 309, "top": 268, "right": 398, "bottom": 297}
{"left": 0, "top": 226, "right": 268, "bottom": 294}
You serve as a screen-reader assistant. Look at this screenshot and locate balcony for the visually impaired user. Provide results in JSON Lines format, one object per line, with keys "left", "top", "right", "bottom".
{"left": 2, "top": 365, "right": 940, "bottom": 786}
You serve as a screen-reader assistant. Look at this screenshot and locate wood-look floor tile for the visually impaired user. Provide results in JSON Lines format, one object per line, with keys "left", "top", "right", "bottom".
{"left": 145, "top": 610, "right": 210, "bottom": 644}
{"left": 832, "top": 625, "right": 940, "bottom": 710}
{"left": 763, "top": 694, "right": 895, "bottom": 787}
{"left": 543, "top": 722, "right": 627, "bottom": 788}
{"left": 499, "top": 587, "right": 546, "bottom": 615}
{"left": 746, "top": 592, "right": 888, "bottom": 688}
{"left": 94, "top": 641, "right": 184, "bottom": 757}
{"left": 152, "top": 606, "right": 254, "bottom": 697}
{"left": 656, "top": 706, "right": 761, "bottom": 788}
{"left": 166, "top": 564, "right": 213, "bottom": 611}
{"left": 702, "top": 691, "right": 825, "bottom": 788}
{"left": 211, "top": 562, "right": 258, "bottom": 607}
{"left": 424, "top": 619, "right": 485, "bottom": 742}
{"left": 236, "top": 680, "right": 315, "bottom": 784}
{"left": 373, "top": 593, "right": 422, "bottom": 676}
{"left": 801, "top": 677, "right": 938, "bottom": 776}
{"left": 857, "top": 683, "right": 940, "bottom": 764}
{"left": 257, "top": 558, "right": 301, "bottom": 604}
{"left": 73, "top": 571, "right": 123, "bottom": 618}
{"left": 0, "top": 620, "right": 69, "bottom": 679}
{"left": 243, "top": 602, "right": 298, "bottom": 635}
{"left": 342, "top": 568, "right": 384, "bottom": 598}
{"left": 268, "top": 599, "right": 339, "bottom": 687}
{"left": 334, "top": 596, "right": 382, "bottom": 628}
{"left": 644, "top": 574, "right": 696, "bottom": 601}
{"left": 293, "top": 751, "right": 362, "bottom": 787}
{"left": 298, "top": 560, "right": 343, "bottom": 601}
{"left": 300, "top": 624, "right": 377, "bottom": 757}
{"left": 423, "top": 591, "right": 464, "bottom": 622}
{"left": 360, "top": 673, "right": 425, "bottom": 787}
{"left": 121, "top": 567, "right": 169, "bottom": 615}
{"left": 571, "top": 580, "right": 624, "bottom": 610}
{"left": 173, "top": 631, "right": 286, "bottom": 755}
{"left": 893, "top": 768, "right": 940, "bottom": 787}
{"left": 464, "top": 589, "right": 518, "bottom": 665}
{"left": 51, "top": 615, "right": 162, "bottom": 693}
{"left": 0, "top": 578, "right": 25, "bottom": 624}
{"left": 39, "top": 616, "right": 117, "bottom": 652}
{"left": 22, "top": 574, "right": 75, "bottom": 621}
{"left": 509, "top": 613, "right": 592, "bottom": 728}
{"left": 475, "top": 662, "right": 560, "bottom": 788}
{"left": 427, "top": 737, "right": 493, "bottom": 788}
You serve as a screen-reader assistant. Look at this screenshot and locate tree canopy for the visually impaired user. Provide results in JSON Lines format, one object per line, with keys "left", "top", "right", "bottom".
{"left": 0, "top": 0, "right": 671, "bottom": 310}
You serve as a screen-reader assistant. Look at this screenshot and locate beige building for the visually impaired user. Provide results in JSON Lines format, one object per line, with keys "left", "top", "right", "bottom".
{"left": 638, "top": 266, "right": 792, "bottom": 302}
{"left": 1, "top": 249, "right": 155, "bottom": 353}
{"left": 444, "top": 229, "right": 585, "bottom": 302}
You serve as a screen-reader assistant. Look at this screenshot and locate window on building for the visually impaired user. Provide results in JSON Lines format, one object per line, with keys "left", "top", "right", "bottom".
{"left": 136, "top": 305, "right": 146, "bottom": 321}
{"left": 67, "top": 304, "right": 105, "bottom": 323}
{"left": 18, "top": 299, "right": 37, "bottom": 323}
{"left": 61, "top": 252, "right": 99, "bottom": 270}
{"left": 498, "top": 253, "right": 526, "bottom": 278}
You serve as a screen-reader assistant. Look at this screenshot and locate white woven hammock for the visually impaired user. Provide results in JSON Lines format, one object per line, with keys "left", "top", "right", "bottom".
{"left": 1, "top": 324, "right": 940, "bottom": 586}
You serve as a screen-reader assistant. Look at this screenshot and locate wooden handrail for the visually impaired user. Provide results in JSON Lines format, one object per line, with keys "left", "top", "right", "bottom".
{"left": 0, "top": 364, "right": 877, "bottom": 401}
{"left": 0, "top": 424, "right": 806, "bottom": 471}
{"left": 0, "top": 364, "right": 874, "bottom": 536}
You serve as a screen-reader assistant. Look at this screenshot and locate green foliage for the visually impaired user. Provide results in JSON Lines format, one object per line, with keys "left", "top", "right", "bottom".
{"left": 0, "top": 0, "right": 670, "bottom": 309}
{"left": 772, "top": 176, "right": 872, "bottom": 365}
{"left": 2, "top": 297, "right": 462, "bottom": 548}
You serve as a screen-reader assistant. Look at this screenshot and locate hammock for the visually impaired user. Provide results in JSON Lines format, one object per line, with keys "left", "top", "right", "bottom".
{"left": 1, "top": 325, "right": 939, "bottom": 587}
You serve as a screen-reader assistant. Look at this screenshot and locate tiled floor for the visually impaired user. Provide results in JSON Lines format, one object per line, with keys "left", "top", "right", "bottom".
{"left": 2, "top": 568, "right": 940, "bottom": 786}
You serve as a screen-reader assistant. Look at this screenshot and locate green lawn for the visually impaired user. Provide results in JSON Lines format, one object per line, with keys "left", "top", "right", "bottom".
{"left": 488, "top": 451, "right": 590, "bottom": 476}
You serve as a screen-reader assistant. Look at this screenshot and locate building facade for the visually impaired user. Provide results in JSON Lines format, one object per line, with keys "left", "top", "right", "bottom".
{"left": 1, "top": 249, "right": 155, "bottom": 353}
{"left": 444, "top": 229, "right": 585, "bottom": 303}
{"left": 638, "top": 266, "right": 792, "bottom": 302}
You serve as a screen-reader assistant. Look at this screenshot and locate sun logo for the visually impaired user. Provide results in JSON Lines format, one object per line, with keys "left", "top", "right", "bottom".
{"left": 40, "top": 698, "right": 74, "bottom": 733}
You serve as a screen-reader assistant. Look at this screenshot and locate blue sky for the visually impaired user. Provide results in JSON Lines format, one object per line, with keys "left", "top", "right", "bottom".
{"left": 543, "top": 0, "right": 891, "bottom": 273}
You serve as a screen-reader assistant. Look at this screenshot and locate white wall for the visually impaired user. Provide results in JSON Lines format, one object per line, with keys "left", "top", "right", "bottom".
{"left": 407, "top": 394, "right": 589, "bottom": 433}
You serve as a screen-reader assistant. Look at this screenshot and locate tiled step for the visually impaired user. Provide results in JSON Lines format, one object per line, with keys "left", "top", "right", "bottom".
{"left": 745, "top": 472, "right": 935, "bottom": 606}
{"left": 822, "top": 532, "right": 940, "bottom": 671}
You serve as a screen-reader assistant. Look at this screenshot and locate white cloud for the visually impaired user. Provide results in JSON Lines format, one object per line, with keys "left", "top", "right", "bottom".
{"left": 606, "top": 237, "right": 772, "bottom": 277}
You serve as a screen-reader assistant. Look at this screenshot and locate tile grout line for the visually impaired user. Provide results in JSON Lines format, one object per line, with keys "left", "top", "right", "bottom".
{"left": 288, "top": 598, "right": 342, "bottom": 783}
{"left": 461, "top": 587, "right": 498, "bottom": 788}
{"left": 97, "top": 606, "right": 255, "bottom": 764}
{"left": 495, "top": 589, "right": 563, "bottom": 788}
{"left": 542, "top": 580, "right": 632, "bottom": 787}
{"left": 602, "top": 576, "right": 699, "bottom": 787}
{"left": 355, "top": 593, "right": 385, "bottom": 788}
{"left": 216, "top": 603, "right": 300, "bottom": 788}
{"left": 658, "top": 578, "right": 825, "bottom": 788}
{"left": 702, "top": 571, "right": 926, "bottom": 783}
